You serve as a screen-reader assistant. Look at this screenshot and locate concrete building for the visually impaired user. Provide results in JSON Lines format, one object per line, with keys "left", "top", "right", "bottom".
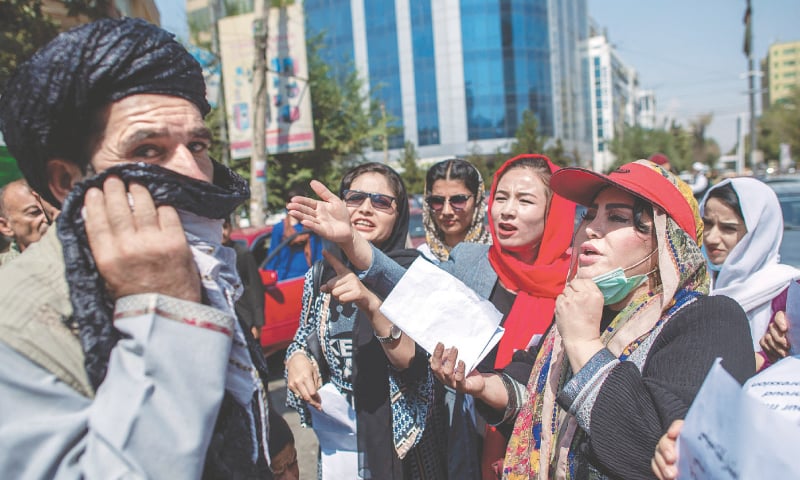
{"left": 588, "top": 33, "right": 636, "bottom": 172}
{"left": 302, "top": 0, "right": 593, "bottom": 165}
{"left": 764, "top": 40, "right": 800, "bottom": 106}
{"left": 635, "top": 90, "right": 657, "bottom": 130}
{"left": 587, "top": 31, "right": 656, "bottom": 173}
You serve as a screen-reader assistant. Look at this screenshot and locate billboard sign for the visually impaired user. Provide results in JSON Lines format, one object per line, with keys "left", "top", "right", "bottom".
{"left": 218, "top": 4, "right": 314, "bottom": 159}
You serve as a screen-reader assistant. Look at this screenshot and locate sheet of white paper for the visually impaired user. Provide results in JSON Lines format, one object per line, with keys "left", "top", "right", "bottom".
{"left": 785, "top": 281, "right": 800, "bottom": 355}
{"left": 309, "top": 383, "right": 359, "bottom": 479}
{"left": 743, "top": 355, "right": 800, "bottom": 423}
{"left": 677, "top": 357, "right": 800, "bottom": 479}
{"left": 379, "top": 258, "right": 505, "bottom": 373}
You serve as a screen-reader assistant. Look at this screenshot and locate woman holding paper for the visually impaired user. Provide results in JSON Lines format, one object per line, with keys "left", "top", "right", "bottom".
{"left": 699, "top": 178, "right": 800, "bottom": 370}
{"left": 418, "top": 158, "right": 491, "bottom": 263}
{"left": 434, "top": 160, "right": 756, "bottom": 478}
{"left": 284, "top": 162, "right": 447, "bottom": 479}
{"left": 287, "top": 154, "right": 577, "bottom": 479}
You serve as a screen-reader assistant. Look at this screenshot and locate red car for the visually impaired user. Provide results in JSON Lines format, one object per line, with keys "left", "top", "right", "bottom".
{"left": 230, "top": 224, "right": 306, "bottom": 357}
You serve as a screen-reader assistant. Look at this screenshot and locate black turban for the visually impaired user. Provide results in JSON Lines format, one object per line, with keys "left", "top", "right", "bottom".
{"left": 0, "top": 17, "right": 210, "bottom": 207}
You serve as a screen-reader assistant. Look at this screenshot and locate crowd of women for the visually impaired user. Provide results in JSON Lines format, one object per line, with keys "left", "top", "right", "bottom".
{"left": 283, "top": 154, "right": 798, "bottom": 480}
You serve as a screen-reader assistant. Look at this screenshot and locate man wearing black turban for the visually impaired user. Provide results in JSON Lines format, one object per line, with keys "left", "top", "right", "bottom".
{"left": 0, "top": 18, "right": 296, "bottom": 479}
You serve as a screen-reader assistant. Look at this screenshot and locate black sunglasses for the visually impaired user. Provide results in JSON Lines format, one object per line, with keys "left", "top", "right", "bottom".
{"left": 342, "top": 189, "right": 396, "bottom": 212}
{"left": 425, "top": 194, "right": 473, "bottom": 212}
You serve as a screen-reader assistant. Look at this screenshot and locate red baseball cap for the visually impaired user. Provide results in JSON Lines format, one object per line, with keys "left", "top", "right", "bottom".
{"left": 550, "top": 160, "right": 698, "bottom": 241}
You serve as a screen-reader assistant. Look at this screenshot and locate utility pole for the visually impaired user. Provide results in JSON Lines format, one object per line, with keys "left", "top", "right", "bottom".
{"left": 210, "top": 0, "right": 229, "bottom": 167}
{"left": 251, "top": 0, "right": 270, "bottom": 227}
{"left": 744, "top": 0, "right": 758, "bottom": 172}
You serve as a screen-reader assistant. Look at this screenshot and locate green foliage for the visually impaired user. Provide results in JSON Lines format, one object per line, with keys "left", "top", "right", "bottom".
{"left": 62, "top": 0, "right": 114, "bottom": 20}
{"left": 397, "top": 141, "right": 424, "bottom": 195}
{"left": 0, "top": 0, "right": 116, "bottom": 94}
{"left": 463, "top": 144, "right": 499, "bottom": 187}
{"left": 264, "top": 34, "right": 384, "bottom": 211}
{"left": 508, "top": 111, "right": 547, "bottom": 158}
{"left": 608, "top": 122, "right": 694, "bottom": 173}
{"left": 758, "top": 86, "right": 800, "bottom": 164}
{"left": 0, "top": 1, "right": 58, "bottom": 94}
{"left": 507, "top": 110, "right": 575, "bottom": 168}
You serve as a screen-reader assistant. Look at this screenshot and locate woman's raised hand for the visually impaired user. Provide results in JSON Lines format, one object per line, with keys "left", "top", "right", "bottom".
{"left": 760, "top": 311, "right": 791, "bottom": 363}
{"left": 652, "top": 419, "right": 684, "bottom": 480}
{"left": 287, "top": 180, "right": 354, "bottom": 246}
{"left": 555, "top": 279, "right": 605, "bottom": 372}
{"left": 321, "top": 250, "right": 377, "bottom": 312}
{"left": 430, "top": 343, "right": 486, "bottom": 395}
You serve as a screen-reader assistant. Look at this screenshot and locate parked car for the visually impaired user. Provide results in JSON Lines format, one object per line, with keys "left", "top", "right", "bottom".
{"left": 408, "top": 208, "right": 426, "bottom": 248}
{"left": 767, "top": 181, "right": 800, "bottom": 268}
{"left": 230, "top": 224, "right": 306, "bottom": 357}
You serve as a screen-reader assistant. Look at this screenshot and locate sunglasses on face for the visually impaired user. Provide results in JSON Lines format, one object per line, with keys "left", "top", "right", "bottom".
{"left": 425, "top": 194, "right": 473, "bottom": 212}
{"left": 342, "top": 189, "right": 396, "bottom": 212}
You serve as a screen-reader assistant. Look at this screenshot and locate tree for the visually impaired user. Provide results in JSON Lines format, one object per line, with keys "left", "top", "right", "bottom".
{"left": 0, "top": 1, "right": 58, "bottom": 94}
{"left": 758, "top": 85, "right": 800, "bottom": 165}
{"left": 689, "top": 113, "right": 720, "bottom": 168}
{"left": 463, "top": 144, "right": 498, "bottom": 187}
{"left": 1, "top": 0, "right": 115, "bottom": 94}
{"left": 608, "top": 123, "right": 694, "bottom": 173}
{"left": 509, "top": 110, "right": 547, "bottom": 157}
{"left": 507, "top": 110, "right": 573, "bottom": 167}
{"left": 265, "top": 34, "right": 388, "bottom": 212}
{"left": 397, "top": 141, "right": 424, "bottom": 195}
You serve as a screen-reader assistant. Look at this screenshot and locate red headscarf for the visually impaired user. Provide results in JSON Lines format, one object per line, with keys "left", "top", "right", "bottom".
{"left": 488, "top": 154, "right": 575, "bottom": 367}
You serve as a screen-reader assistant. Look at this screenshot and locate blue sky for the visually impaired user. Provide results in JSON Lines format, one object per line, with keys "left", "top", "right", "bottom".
{"left": 155, "top": 0, "right": 188, "bottom": 42}
{"left": 155, "top": 1, "right": 799, "bottom": 153}
{"left": 589, "top": 0, "right": 800, "bottom": 153}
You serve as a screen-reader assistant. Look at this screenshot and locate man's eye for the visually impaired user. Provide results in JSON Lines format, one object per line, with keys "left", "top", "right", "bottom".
{"left": 133, "top": 146, "right": 161, "bottom": 158}
{"left": 188, "top": 141, "right": 210, "bottom": 154}
{"left": 610, "top": 214, "right": 630, "bottom": 223}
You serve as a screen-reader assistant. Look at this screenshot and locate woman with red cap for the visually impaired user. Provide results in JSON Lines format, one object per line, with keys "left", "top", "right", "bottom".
{"left": 287, "top": 154, "right": 576, "bottom": 479}
{"left": 435, "top": 160, "right": 756, "bottom": 479}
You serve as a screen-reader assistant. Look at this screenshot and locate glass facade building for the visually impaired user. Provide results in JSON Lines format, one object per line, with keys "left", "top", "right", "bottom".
{"left": 302, "top": 0, "right": 590, "bottom": 162}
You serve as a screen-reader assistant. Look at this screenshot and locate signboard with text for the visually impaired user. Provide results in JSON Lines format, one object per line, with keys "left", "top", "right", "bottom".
{"left": 218, "top": 4, "right": 314, "bottom": 159}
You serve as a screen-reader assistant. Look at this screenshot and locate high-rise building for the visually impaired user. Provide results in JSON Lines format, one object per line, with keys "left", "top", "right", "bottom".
{"left": 635, "top": 90, "right": 657, "bottom": 130}
{"left": 304, "top": 0, "right": 592, "bottom": 164}
{"left": 764, "top": 40, "right": 800, "bottom": 106}
{"left": 587, "top": 32, "right": 652, "bottom": 173}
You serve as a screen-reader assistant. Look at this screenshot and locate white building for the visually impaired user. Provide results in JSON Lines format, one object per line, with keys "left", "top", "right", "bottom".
{"left": 636, "top": 90, "right": 657, "bottom": 130}
{"left": 588, "top": 32, "right": 655, "bottom": 172}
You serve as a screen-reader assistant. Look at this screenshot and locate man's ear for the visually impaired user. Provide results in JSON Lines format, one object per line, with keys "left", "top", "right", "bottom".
{"left": 0, "top": 217, "right": 13, "bottom": 238}
{"left": 45, "top": 159, "right": 84, "bottom": 204}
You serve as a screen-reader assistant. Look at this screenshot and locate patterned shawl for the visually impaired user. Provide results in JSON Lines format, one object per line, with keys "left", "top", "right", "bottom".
{"left": 422, "top": 167, "right": 491, "bottom": 262}
{"left": 503, "top": 161, "right": 709, "bottom": 479}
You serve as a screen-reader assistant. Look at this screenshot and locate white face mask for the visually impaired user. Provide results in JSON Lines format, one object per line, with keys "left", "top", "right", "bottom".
{"left": 591, "top": 249, "right": 658, "bottom": 305}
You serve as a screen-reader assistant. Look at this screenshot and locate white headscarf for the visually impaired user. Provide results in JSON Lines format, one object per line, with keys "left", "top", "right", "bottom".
{"left": 701, "top": 177, "right": 800, "bottom": 350}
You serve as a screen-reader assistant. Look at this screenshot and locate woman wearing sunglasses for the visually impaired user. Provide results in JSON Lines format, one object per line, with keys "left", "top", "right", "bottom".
{"left": 419, "top": 159, "right": 491, "bottom": 263}
{"left": 286, "top": 154, "right": 576, "bottom": 479}
{"left": 284, "top": 162, "right": 447, "bottom": 479}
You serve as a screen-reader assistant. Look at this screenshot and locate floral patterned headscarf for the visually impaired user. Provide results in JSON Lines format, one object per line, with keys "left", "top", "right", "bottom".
{"left": 503, "top": 160, "right": 709, "bottom": 479}
{"left": 422, "top": 159, "right": 491, "bottom": 261}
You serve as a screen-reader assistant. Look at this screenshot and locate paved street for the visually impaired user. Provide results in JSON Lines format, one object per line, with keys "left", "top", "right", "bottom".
{"left": 267, "top": 354, "right": 318, "bottom": 479}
